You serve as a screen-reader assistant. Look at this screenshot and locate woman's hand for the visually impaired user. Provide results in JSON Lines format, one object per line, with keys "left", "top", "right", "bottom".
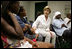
{"left": 30, "top": 28, "right": 35, "bottom": 34}
{"left": 24, "top": 34, "right": 39, "bottom": 48}
{"left": 62, "top": 24, "right": 67, "bottom": 28}
{"left": 25, "top": 24, "right": 31, "bottom": 28}
{"left": 49, "top": 31, "right": 53, "bottom": 38}
{"left": 23, "top": 26, "right": 28, "bottom": 32}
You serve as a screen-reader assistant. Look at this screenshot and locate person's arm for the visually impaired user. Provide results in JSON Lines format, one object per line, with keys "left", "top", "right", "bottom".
{"left": 61, "top": 24, "right": 67, "bottom": 28}
{"left": 52, "top": 20, "right": 62, "bottom": 29}
{"left": 35, "top": 34, "right": 39, "bottom": 40}
{"left": 25, "top": 24, "right": 31, "bottom": 28}
{"left": 8, "top": 11, "right": 24, "bottom": 39}
{"left": 24, "top": 36, "right": 34, "bottom": 44}
{"left": 24, "top": 36, "right": 39, "bottom": 48}
{"left": 32, "top": 17, "right": 40, "bottom": 40}
{"left": 32, "top": 16, "right": 40, "bottom": 35}
{"left": 67, "top": 19, "right": 71, "bottom": 25}
{"left": 1, "top": 17, "right": 23, "bottom": 40}
{"left": 32, "top": 16, "right": 40, "bottom": 29}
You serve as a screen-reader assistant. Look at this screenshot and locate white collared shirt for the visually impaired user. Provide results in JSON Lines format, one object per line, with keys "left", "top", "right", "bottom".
{"left": 32, "top": 15, "right": 51, "bottom": 34}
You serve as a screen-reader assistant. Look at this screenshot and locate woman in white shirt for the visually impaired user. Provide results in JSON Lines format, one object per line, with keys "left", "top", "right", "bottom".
{"left": 52, "top": 11, "right": 71, "bottom": 40}
{"left": 32, "top": 6, "right": 56, "bottom": 46}
{"left": 64, "top": 13, "right": 71, "bottom": 29}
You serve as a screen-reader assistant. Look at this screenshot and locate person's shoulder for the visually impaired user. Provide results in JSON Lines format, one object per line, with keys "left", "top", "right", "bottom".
{"left": 65, "top": 17, "right": 69, "bottom": 20}
{"left": 64, "top": 17, "right": 69, "bottom": 21}
{"left": 39, "top": 14, "right": 45, "bottom": 18}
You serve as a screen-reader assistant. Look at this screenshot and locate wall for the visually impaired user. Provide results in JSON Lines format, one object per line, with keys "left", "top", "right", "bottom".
{"left": 19, "top": 1, "right": 47, "bottom": 22}
{"left": 19, "top": 1, "right": 71, "bottom": 22}
{"left": 48, "top": 1, "right": 71, "bottom": 23}
{"left": 28, "top": 1, "right": 47, "bottom": 21}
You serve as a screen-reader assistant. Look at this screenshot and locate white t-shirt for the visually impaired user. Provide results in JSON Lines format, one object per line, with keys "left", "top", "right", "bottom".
{"left": 64, "top": 18, "right": 71, "bottom": 29}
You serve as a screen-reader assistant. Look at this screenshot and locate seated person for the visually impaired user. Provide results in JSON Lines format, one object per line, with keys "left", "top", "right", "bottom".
{"left": 17, "top": 6, "right": 30, "bottom": 25}
{"left": 16, "top": 6, "right": 43, "bottom": 41}
{"left": 32, "top": 6, "right": 56, "bottom": 47}
{"left": 10, "top": 6, "right": 35, "bottom": 40}
{"left": 52, "top": 11, "right": 71, "bottom": 40}
{"left": 64, "top": 11, "right": 71, "bottom": 29}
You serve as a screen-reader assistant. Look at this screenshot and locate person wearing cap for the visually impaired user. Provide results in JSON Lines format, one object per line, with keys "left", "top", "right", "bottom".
{"left": 52, "top": 11, "right": 71, "bottom": 40}
{"left": 32, "top": 6, "right": 56, "bottom": 46}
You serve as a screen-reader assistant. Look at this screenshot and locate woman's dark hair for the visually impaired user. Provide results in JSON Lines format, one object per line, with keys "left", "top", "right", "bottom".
{"left": 2, "top": 1, "right": 19, "bottom": 16}
{"left": 19, "top": 6, "right": 25, "bottom": 12}
{"left": 2, "top": 1, "right": 19, "bottom": 26}
{"left": 1, "top": 1, "right": 9, "bottom": 16}
{"left": 7, "top": 1, "right": 20, "bottom": 14}
{"left": 17, "top": 6, "right": 25, "bottom": 16}
{"left": 66, "top": 13, "right": 71, "bottom": 18}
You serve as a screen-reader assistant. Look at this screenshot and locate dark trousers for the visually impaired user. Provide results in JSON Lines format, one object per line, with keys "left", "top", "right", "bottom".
{"left": 62, "top": 29, "right": 71, "bottom": 40}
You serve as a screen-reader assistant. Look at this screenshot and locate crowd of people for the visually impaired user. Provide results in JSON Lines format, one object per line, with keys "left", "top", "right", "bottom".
{"left": 1, "top": 1, "right": 71, "bottom": 48}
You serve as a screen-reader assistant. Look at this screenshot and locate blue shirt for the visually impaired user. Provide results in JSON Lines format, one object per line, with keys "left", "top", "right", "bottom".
{"left": 15, "top": 15, "right": 25, "bottom": 28}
